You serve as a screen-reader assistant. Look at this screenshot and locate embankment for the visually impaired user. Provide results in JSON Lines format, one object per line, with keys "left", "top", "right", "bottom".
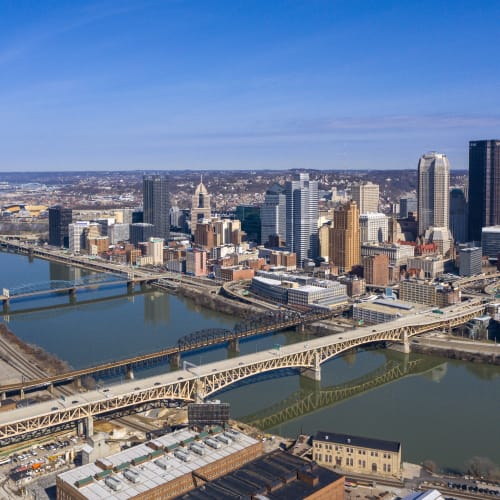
{"left": 412, "top": 342, "right": 500, "bottom": 365}
{"left": 0, "top": 322, "right": 71, "bottom": 376}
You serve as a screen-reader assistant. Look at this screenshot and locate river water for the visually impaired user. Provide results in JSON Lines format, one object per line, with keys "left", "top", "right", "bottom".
{"left": 1, "top": 251, "right": 499, "bottom": 472}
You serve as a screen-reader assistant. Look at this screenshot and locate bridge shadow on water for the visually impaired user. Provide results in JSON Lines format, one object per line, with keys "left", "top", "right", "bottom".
{"left": 238, "top": 354, "right": 446, "bottom": 430}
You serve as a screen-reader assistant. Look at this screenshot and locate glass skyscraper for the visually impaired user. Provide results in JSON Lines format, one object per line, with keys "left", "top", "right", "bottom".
{"left": 468, "top": 140, "right": 500, "bottom": 242}
{"left": 143, "top": 174, "right": 170, "bottom": 241}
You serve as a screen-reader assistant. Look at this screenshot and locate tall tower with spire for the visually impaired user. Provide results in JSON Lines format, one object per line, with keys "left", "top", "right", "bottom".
{"left": 190, "top": 176, "right": 212, "bottom": 231}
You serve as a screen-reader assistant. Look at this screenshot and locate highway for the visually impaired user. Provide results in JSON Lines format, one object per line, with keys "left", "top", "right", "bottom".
{"left": 0, "top": 297, "right": 486, "bottom": 443}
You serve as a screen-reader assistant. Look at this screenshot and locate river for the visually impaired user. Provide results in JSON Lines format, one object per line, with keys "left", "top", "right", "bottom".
{"left": 1, "top": 251, "right": 499, "bottom": 472}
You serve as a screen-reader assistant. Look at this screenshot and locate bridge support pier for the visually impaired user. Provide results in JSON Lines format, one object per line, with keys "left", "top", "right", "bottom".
{"left": 301, "top": 352, "right": 321, "bottom": 381}
{"left": 20, "top": 388, "right": 25, "bottom": 400}
{"left": 68, "top": 288, "right": 77, "bottom": 305}
{"left": 3, "top": 299, "right": 10, "bottom": 313}
{"left": 86, "top": 416, "right": 94, "bottom": 437}
{"left": 228, "top": 338, "right": 240, "bottom": 353}
{"left": 296, "top": 323, "right": 305, "bottom": 333}
{"left": 170, "top": 352, "right": 181, "bottom": 370}
{"left": 125, "top": 365, "right": 134, "bottom": 380}
{"left": 194, "top": 379, "right": 205, "bottom": 404}
{"left": 1, "top": 392, "right": 5, "bottom": 400}
{"left": 75, "top": 377, "right": 82, "bottom": 389}
{"left": 47, "top": 383, "right": 54, "bottom": 395}
{"left": 127, "top": 281, "right": 135, "bottom": 294}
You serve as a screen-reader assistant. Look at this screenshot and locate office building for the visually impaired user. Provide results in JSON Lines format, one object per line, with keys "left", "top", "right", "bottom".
{"left": 351, "top": 182, "right": 379, "bottom": 213}
{"left": 285, "top": 173, "right": 319, "bottom": 266}
{"left": 330, "top": 201, "right": 360, "bottom": 273}
{"left": 260, "top": 183, "right": 287, "bottom": 246}
{"left": 459, "top": 247, "right": 482, "bottom": 276}
{"left": 68, "top": 221, "right": 89, "bottom": 254}
{"left": 449, "top": 188, "right": 468, "bottom": 243}
{"left": 190, "top": 177, "right": 211, "bottom": 230}
{"left": 130, "top": 223, "right": 155, "bottom": 246}
{"left": 468, "top": 140, "right": 500, "bottom": 241}
{"left": 399, "top": 197, "right": 417, "bottom": 218}
{"left": 407, "top": 256, "right": 444, "bottom": 279}
{"left": 363, "top": 254, "right": 389, "bottom": 286}
{"left": 359, "top": 213, "right": 388, "bottom": 243}
{"left": 108, "top": 223, "right": 130, "bottom": 245}
{"left": 236, "top": 205, "right": 261, "bottom": 243}
{"left": 143, "top": 174, "right": 170, "bottom": 241}
{"left": 48, "top": 206, "right": 73, "bottom": 247}
{"left": 399, "top": 279, "right": 460, "bottom": 306}
{"left": 361, "top": 242, "right": 414, "bottom": 267}
{"left": 481, "top": 226, "right": 500, "bottom": 258}
{"left": 417, "top": 152, "right": 450, "bottom": 236}
{"left": 148, "top": 237, "right": 164, "bottom": 266}
{"left": 186, "top": 248, "right": 207, "bottom": 276}
{"left": 313, "top": 431, "right": 402, "bottom": 478}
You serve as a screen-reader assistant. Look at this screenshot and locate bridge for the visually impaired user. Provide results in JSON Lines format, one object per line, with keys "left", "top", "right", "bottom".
{"left": 242, "top": 356, "right": 445, "bottom": 430}
{"left": 0, "top": 298, "right": 486, "bottom": 444}
{"left": 0, "top": 307, "right": 345, "bottom": 398}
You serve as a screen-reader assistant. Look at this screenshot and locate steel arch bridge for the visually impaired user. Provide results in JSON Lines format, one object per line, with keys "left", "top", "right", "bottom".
{"left": 6, "top": 273, "right": 125, "bottom": 296}
{"left": 0, "top": 299, "right": 486, "bottom": 443}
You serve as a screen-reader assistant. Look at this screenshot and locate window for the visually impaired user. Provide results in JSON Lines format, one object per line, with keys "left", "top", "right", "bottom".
{"left": 372, "top": 463, "right": 377, "bottom": 473}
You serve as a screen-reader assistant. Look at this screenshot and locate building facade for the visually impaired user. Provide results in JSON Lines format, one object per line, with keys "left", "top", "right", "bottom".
{"left": 359, "top": 213, "right": 388, "bottom": 244}
{"left": 285, "top": 173, "right": 319, "bottom": 266}
{"left": 190, "top": 178, "right": 211, "bottom": 230}
{"left": 351, "top": 182, "right": 379, "bottom": 213}
{"left": 417, "top": 152, "right": 450, "bottom": 236}
{"left": 481, "top": 226, "right": 500, "bottom": 258}
{"left": 363, "top": 254, "right": 389, "bottom": 286}
{"left": 468, "top": 140, "right": 500, "bottom": 241}
{"left": 449, "top": 188, "right": 468, "bottom": 244}
{"left": 129, "top": 223, "right": 155, "bottom": 246}
{"left": 459, "top": 247, "right": 482, "bottom": 276}
{"left": 330, "top": 201, "right": 360, "bottom": 273}
{"left": 143, "top": 174, "right": 170, "bottom": 241}
{"left": 313, "top": 431, "right": 401, "bottom": 478}
{"left": 399, "top": 197, "right": 417, "bottom": 218}
{"left": 260, "top": 183, "right": 287, "bottom": 247}
{"left": 48, "top": 206, "right": 73, "bottom": 248}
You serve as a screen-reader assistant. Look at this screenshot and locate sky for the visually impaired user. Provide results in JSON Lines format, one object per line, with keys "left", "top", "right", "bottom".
{"left": 0, "top": 0, "right": 499, "bottom": 172}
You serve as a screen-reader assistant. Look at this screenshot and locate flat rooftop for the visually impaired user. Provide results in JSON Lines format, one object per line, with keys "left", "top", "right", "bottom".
{"left": 57, "top": 428, "right": 259, "bottom": 499}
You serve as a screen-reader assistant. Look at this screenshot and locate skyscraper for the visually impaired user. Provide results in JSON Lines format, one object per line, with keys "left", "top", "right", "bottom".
{"left": 260, "top": 183, "right": 286, "bottom": 246}
{"left": 449, "top": 188, "right": 468, "bottom": 243}
{"left": 417, "top": 152, "right": 450, "bottom": 236}
{"left": 330, "top": 200, "right": 360, "bottom": 273}
{"left": 285, "top": 173, "right": 319, "bottom": 266}
{"left": 190, "top": 177, "right": 211, "bottom": 230}
{"left": 48, "top": 206, "right": 72, "bottom": 247}
{"left": 143, "top": 174, "right": 170, "bottom": 241}
{"left": 468, "top": 140, "right": 500, "bottom": 242}
{"left": 351, "top": 182, "right": 379, "bottom": 213}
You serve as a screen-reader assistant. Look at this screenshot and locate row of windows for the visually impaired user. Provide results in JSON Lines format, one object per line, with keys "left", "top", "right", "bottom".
{"left": 314, "top": 442, "right": 391, "bottom": 460}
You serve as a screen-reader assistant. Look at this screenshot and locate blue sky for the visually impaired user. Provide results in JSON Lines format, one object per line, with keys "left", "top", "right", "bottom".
{"left": 0, "top": 0, "right": 499, "bottom": 171}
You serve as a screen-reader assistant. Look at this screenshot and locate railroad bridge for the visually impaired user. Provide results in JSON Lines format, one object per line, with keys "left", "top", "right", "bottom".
{"left": 0, "top": 299, "right": 486, "bottom": 444}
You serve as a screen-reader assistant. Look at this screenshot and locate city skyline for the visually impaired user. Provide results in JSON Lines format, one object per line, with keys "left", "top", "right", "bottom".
{"left": 1, "top": 1, "right": 499, "bottom": 172}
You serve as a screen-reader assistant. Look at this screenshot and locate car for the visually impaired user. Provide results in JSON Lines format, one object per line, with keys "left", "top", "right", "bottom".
{"left": 71, "top": 400, "right": 78, "bottom": 404}
{"left": 51, "top": 406, "right": 58, "bottom": 411}
{"left": 177, "top": 377, "right": 184, "bottom": 380}
{"left": 102, "top": 388, "right": 109, "bottom": 393}
{"left": 134, "top": 387, "right": 141, "bottom": 391}
{"left": 154, "top": 382, "right": 161, "bottom": 386}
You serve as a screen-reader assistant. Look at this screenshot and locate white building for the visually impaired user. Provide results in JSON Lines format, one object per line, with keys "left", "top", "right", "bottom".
{"left": 459, "top": 247, "right": 482, "bottom": 276}
{"left": 108, "top": 223, "right": 130, "bottom": 245}
{"left": 148, "top": 237, "right": 164, "bottom": 266}
{"left": 361, "top": 243, "right": 415, "bottom": 267}
{"left": 359, "top": 213, "right": 389, "bottom": 243}
{"left": 351, "top": 182, "right": 379, "bottom": 213}
{"left": 68, "top": 221, "right": 90, "bottom": 254}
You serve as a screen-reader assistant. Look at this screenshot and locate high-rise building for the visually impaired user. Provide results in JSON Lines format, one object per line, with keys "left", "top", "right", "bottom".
{"left": 363, "top": 253, "right": 389, "bottom": 286}
{"left": 285, "top": 173, "right": 319, "bottom": 266}
{"left": 260, "top": 183, "right": 287, "bottom": 247}
{"left": 48, "top": 206, "right": 72, "bottom": 247}
{"left": 468, "top": 140, "right": 500, "bottom": 241}
{"left": 351, "top": 182, "right": 379, "bottom": 213}
{"left": 68, "top": 221, "right": 89, "bottom": 254}
{"left": 359, "top": 213, "right": 388, "bottom": 244}
{"left": 459, "top": 247, "right": 482, "bottom": 276}
{"left": 143, "top": 174, "right": 170, "bottom": 241}
{"left": 190, "top": 178, "right": 211, "bottom": 230}
{"left": 449, "top": 188, "right": 468, "bottom": 243}
{"left": 417, "top": 152, "right": 450, "bottom": 236}
{"left": 330, "top": 200, "right": 360, "bottom": 273}
{"left": 130, "top": 223, "right": 155, "bottom": 246}
{"left": 399, "top": 197, "right": 417, "bottom": 218}
{"left": 236, "top": 205, "right": 261, "bottom": 244}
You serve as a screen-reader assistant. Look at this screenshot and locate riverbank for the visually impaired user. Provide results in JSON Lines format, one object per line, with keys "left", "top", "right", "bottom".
{"left": 413, "top": 334, "right": 500, "bottom": 365}
{"left": 0, "top": 323, "right": 71, "bottom": 384}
